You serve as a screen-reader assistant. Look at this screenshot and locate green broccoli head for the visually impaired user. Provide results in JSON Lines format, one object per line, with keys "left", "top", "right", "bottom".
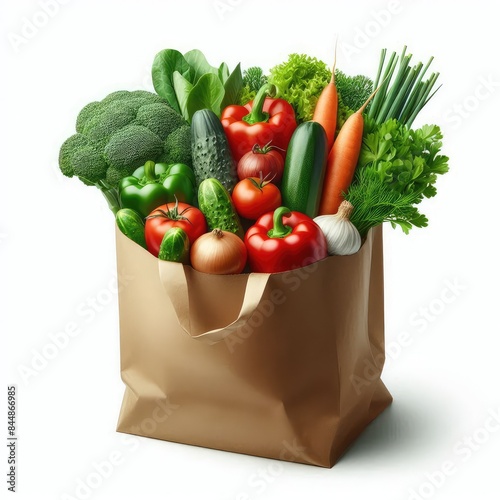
{"left": 82, "top": 104, "right": 137, "bottom": 147}
{"left": 59, "top": 134, "right": 90, "bottom": 177}
{"left": 135, "top": 103, "right": 185, "bottom": 139}
{"left": 59, "top": 90, "right": 192, "bottom": 191}
{"left": 59, "top": 134, "right": 108, "bottom": 187}
{"left": 160, "top": 125, "right": 192, "bottom": 165}
{"left": 104, "top": 125, "right": 164, "bottom": 170}
{"left": 75, "top": 102, "right": 102, "bottom": 134}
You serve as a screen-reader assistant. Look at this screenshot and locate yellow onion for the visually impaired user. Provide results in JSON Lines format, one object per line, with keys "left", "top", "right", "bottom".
{"left": 190, "top": 229, "right": 247, "bottom": 274}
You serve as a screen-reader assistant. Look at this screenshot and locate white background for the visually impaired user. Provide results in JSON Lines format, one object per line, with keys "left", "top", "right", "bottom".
{"left": 2, "top": 0, "right": 500, "bottom": 499}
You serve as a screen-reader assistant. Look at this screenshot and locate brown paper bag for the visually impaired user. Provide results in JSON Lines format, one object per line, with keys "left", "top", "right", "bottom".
{"left": 115, "top": 224, "right": 392, "bottom": 467}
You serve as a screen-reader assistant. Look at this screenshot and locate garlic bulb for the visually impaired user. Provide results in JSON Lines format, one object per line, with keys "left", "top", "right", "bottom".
{"left": 314, "top": 201, "right": 361, "bottom": 256}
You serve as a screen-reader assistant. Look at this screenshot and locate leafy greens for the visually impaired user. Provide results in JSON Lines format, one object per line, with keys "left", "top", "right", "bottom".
{"left": 152, "top": 49, "right": 242, "bottom": 123}
{"left": 346, "top": 168, "right": 429, "bottom": 236}
{"left": 334, "top": 70, "right": 373, "bottom": 112}
{"left": 239, "top": 67, "right": 268, "bottom": 105}
{"left": 268, "top": 54, "right": 331, "bottom": 123}
{"left": 346, "top": 118, "right": 449, "bottom": 235}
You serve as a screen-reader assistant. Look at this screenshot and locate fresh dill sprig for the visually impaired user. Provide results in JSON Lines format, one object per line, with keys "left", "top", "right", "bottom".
{"left": 346, "top": 167, "right": 428, "bottom": 236}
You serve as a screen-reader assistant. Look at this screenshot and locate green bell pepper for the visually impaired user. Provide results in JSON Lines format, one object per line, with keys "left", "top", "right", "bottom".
{"left": 162, "top": 163, "right": 196, "bottom": 187}
{"left": 131, "top": 162, "right": 170, "bottom": 179}
{"left": 119, "top": 161, "right": 196, "bottom": 218}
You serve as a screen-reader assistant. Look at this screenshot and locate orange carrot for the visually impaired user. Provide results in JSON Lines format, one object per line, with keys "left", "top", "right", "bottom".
{"left": 318, "top": 84, "right": 382, "bottom": 215}
{"left": 312, "top": 42, "right": 338, "bottom": 151}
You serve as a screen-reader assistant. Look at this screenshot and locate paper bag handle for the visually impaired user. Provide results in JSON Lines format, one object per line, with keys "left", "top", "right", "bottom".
{"left": 158, "top": 261, "right": 271, "bottom": 345}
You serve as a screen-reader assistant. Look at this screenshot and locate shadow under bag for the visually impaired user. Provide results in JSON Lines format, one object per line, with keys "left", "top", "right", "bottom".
{"left": 115, "top": 225, "right": 392, "bottom": 467}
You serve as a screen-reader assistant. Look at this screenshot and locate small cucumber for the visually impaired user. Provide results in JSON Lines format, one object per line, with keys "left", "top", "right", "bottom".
{"left": 191, "top": 109, "right": 238, "bottom": 192}
{"left": 197, "top": 178, "right": 244, "bottom": 238}
{"left": 158, "top": 227, "right": 190, "bottom": 263}
{"left": 116, "top": 208, "right": 147, "bottom": 249}
{"left": 281, "top": 121, "right": 329, "bottom": 218}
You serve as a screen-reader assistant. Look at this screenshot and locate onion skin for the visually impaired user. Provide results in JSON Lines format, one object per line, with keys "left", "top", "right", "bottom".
{"left": 237, "top": 145, "right": 284, "bottom": 184}
{"left": 190, "top": 229, "right": 247, "bottom": 275}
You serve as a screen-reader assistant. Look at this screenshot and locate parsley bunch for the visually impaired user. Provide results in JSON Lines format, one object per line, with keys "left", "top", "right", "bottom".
{"left": 346, "top": 118, "right": 449, "bottom": 235}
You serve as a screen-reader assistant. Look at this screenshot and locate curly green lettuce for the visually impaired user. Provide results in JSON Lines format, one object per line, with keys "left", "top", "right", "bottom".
{"left": 268, "top": 54, "right": 331, "bottom": 122}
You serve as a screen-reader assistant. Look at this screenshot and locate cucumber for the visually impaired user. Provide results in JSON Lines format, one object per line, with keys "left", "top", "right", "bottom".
{"left": 158, "top": 227, "right": 190, "bottom": 263}
{"left": 281, "top": 121, "right": 329, "bottom": 218}
{"left": 191, "top": 109, "right": 237, "bottom": 192}
{"left": 116, "top": 208, "right": 147, "bottom": 249}
{"left": 197, "top": 178, "right": 244, "bottom": 238}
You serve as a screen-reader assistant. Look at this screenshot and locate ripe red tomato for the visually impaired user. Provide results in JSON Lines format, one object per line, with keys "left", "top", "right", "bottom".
{"left": 145, "top": 202, "right": 207, "bottom": 257}
{"left": 232, "top": 177, "right": 282, "bottom": 220}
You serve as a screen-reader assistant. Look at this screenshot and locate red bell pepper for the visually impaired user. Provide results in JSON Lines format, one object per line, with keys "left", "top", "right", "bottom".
{"left": 221, "top": 84, "right": 297, "bottom": 163}
{"left": 244, "top": 206, "right": 328, "bottom": 273}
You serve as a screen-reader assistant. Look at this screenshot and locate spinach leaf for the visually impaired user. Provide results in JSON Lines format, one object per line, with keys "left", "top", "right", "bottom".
{"left": 184, "top": 49, "right": 218, "bottom": 84}
{"left": 221, "top": 63, "right": 242, "bottom": 110}
{"left": 218, "top": 62, "right": 230, "bottom": 83}
{"left": 173, "top": 71, "right": 194, "bottom": 122}
{"left": 152, "top": 49, "right": 191, "bottom": 114}
{"left": 186, "top": 73, "right": 225, "bottom": 122}
{"left": 152, "top": 48, "right": 243, "bottom": 122}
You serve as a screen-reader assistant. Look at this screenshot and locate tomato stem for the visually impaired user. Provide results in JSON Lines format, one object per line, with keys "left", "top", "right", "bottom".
{"left": 146, "top": 196, "right": 193, "bottom": 224}
{"left": 248, "top": 171, "right": 276, "bottom": 191}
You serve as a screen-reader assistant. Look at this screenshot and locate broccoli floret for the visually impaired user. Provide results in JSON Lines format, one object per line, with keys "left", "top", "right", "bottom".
{"left": 100, "top": 90, "right": 164, "bottom": 107}
{"left": 82, "top": 105, "right": 137, "bottom": 147}
{"left": 105, "top": 166, "right": 130, "bottom": 187}
{"left": 104, "top": 90, "right": 164, "bottom": 103}
{"left": 100, "top": 90, "right": 131, "bottom": 103}
{"left": 135, "top": 103, "right": 185, "bottom": 139}
{"left": 58, "top": 90, "right": 192, "bottom": 214}
{"left": 335, "top": 70, "right": 373, "bottom": 112}
{"left": 59, "top": 134, "right": 91, "bottom": 176}
{"left": 160, "top": 125, "right": 192, "bottom": 165}
{"left": 76, "top": 102, "right": 102, "bottom": 133}
{"left": 104, "top": 125, "right": 164, "bottom": 170}
{"left": 72, "top": 146, "right": 108, "bottom": 183}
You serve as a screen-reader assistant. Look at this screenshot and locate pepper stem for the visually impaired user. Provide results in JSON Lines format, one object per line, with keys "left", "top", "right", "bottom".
{"left": 144, "top": 161, "right": 157, "bottom": 182}
{"left": 243, "top": 83, "right": 277, "bottom": 125}
{"left": 268, "top": 206, "right": 292, "bottom": 239}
